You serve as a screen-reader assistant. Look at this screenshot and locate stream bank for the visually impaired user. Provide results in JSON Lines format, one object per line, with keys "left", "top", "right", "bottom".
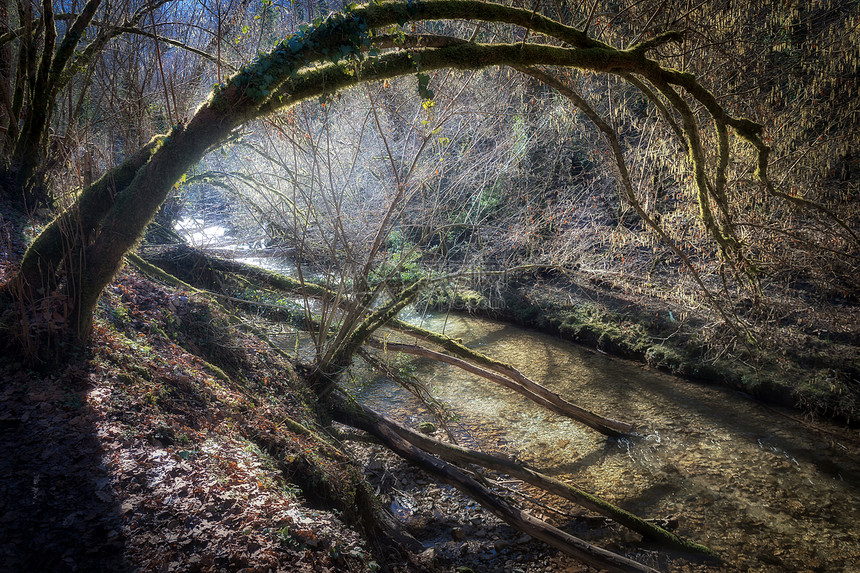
{"left": 24, "top": 237, "right": 853, "bottom": 572}
{"left": 135, "top": 242, "right": 860, "bottom": 570}
{"left": 419, "top": 274, "right": 860, "bottom": 424}
{"left": 0, "top": 263, "right": 427, "bottom": 573}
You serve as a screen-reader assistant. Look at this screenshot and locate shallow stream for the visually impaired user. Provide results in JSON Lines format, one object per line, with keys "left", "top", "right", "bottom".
{"left": 173, "top": 222, "right": 860, "bottom": 571}
{"left": 355, "top": 312, "right": 860, "bottom": 572}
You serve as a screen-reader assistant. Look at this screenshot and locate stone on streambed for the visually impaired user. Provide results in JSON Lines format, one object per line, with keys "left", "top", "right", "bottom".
{"left": 418, "top": 421, "right": 437, "bottom": 434}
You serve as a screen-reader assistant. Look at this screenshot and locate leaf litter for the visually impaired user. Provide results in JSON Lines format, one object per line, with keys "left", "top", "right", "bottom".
{"left": 1, "top": 267, "right": 394, "bottom": 572}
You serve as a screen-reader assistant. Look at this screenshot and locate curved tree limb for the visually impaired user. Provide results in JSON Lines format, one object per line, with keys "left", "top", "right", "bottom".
{"left": 9, "top": 0, "right": 788, "bottom": 335}
{"left": 648, "top": 63, "right": 860, "bottom": 248}
{"left": 514, "top": 65, "right": 753, "bottom": 344}
{"left": 106, "top": 25, "right": 231, "bottom": 70}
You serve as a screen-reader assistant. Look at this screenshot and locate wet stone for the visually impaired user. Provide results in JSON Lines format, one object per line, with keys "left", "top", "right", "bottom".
{"left": 418, "top": 422, "right": 436, "bottom": 434}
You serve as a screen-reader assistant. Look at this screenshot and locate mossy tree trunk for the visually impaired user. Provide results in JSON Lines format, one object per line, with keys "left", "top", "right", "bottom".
{"left": 0, "top": 6, "right": 793, "bottom": 566}
{"left": 0, "top": 0, "right": 777, "bottom": 361}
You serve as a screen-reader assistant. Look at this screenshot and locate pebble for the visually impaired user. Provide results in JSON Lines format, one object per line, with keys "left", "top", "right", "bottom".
{"left": 418, "top": 548, "right": 435, "bottom": 563}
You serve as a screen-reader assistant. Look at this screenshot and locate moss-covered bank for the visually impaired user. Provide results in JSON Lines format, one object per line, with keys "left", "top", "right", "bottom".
{"left": 422, "top": 278, "right": 860, "bottom": 424}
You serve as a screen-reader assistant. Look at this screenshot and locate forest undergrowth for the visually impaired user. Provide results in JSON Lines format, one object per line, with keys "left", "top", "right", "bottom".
{"left": 2, "top": 0, "right": 859, "bottom": 569}
{"left": 0, "top": 231, "right": 703, "bottom": 573}
{"left": 2, "top": 197, "right": 857, "bottom": 572}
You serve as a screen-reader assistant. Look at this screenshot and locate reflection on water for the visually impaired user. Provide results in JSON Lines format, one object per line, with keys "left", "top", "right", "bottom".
{"left": 234, "top": 256, "right": 297, "bottom": 275}
{"left": 360, "top": 312, "right": 860, "bottom": 572}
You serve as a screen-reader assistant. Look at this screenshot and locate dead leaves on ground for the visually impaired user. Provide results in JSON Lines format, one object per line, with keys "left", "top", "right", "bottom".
{"left": 2, "top": 268, "right": 382, "bottom": 572}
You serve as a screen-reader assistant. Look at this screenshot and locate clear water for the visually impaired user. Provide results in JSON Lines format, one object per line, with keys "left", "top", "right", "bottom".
{"left": 357, "top": 312, "right": 860, "bottom": 572}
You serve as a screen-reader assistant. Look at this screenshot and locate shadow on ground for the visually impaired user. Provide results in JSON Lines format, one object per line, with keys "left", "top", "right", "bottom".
{"left": 0, "top": 360, "right": 126, "bottom": 573}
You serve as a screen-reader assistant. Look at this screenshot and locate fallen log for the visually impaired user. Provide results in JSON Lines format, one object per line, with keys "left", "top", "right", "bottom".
{"left": 137, "top": 249, "right": 706, "bottom": 561}
{"left": 368, "top": 339, "right": 629, "bottom": 436}
{"left": 142, "top": 243, "right": 331, "bottom": 299}
{"left": 386, "top": 319, "right": 634, "bottom": 436}
{"left": 361, "top": 398, "right": 717, "bottom": 557}
{"left": 328, "top": 392, "right": 660, "bottom": 573}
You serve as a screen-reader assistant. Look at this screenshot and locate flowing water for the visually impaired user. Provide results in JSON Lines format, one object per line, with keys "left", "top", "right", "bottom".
{"left": 355, "top": 312, "right": 860, "bottom": 572}
{"left": 174, "top": 221, "right": 860, "bottom": 570}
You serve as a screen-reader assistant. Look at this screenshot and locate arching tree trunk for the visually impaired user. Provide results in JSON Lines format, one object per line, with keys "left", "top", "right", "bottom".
{"left": 0, "top": 1, "right": 777, "bottom": 363}
{"left": 0, "top": 5, "right": 789, "bottom": 569}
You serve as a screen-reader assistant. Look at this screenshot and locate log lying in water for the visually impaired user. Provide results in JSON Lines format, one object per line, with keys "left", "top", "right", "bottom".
{"left": 355, "top": 396, "right": 717, "bottom": 557}
{"left": 138, "top": 248, "right": 712, "bottom": 563}
{"left": 386, "top": 319, "right": 634, "bottom": 437}
{"left": 368, "top": 339, "right": 627, "bottom": 437}
{"left": 329, "top": 392, "right": 661, "bottom": 573}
